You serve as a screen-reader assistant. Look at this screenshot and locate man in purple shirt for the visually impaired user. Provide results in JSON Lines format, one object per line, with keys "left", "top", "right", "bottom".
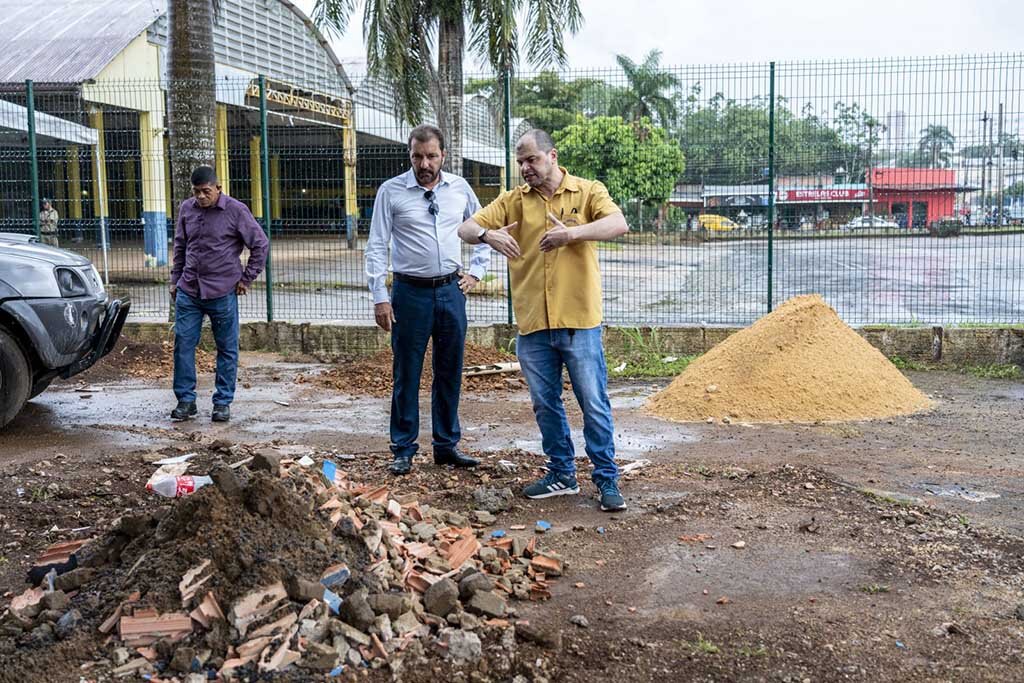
{"left": 169, "top": 165, "right": 269, "bottom": 422}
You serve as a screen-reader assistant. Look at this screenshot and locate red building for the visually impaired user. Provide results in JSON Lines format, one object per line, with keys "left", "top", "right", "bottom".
{"left": 872, "top": 168, "right": 963, "bottom": 229}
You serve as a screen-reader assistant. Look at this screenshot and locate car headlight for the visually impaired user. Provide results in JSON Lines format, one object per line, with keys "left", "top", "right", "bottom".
{"left": 89, "top": 265, "right": 105, "bottom": 294}
{"left": 56, "top": 267, "right": 89, "bottom": 297}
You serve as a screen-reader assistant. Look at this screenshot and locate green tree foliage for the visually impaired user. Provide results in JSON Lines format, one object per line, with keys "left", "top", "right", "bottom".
{"left": 608, "top": 50, "right": 681, "bottom": 128}
{"left": 313, "top": 0, "right": 583, "bottom": 173}
{"left": 960, "top": 133, "right": 1021, "bottom": 161}
{"left": 918, "top": 124, "right": 956, "bottom": 167}
{"left": 678, "top": 90, "right": 853, "bottom": 184}
{"left": 555, "top": 116, "right": 685, "bottom": 205}
{"left": 466, "top": 71, "right": 613, "bottom": 135}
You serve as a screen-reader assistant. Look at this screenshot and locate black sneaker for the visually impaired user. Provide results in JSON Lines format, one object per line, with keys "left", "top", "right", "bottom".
{"left": 170, "top": 400, "right": 197, "bottom": 421}
{"left": 597, "top": 479, "right": 627, "bottom": 511}
{"left": 523, "top": 472, "right": 580, "bottom": 499}
{"left": 390, "top": 456, "right": 413, "bottom": 475}
{"left": 212, "top": 405, "right": 231, "bottom": 422}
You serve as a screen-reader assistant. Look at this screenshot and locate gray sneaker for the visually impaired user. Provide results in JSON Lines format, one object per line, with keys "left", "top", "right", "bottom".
{"left": 523, "top": 472, "right": 580, "bottom": 499}
{"left": 597, "top": 479, "right": 627, "bottom": 511}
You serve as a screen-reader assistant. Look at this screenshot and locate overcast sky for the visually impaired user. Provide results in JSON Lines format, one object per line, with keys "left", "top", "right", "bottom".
{"left": 293, "top": 0, "right": 1021, "bottom": 72}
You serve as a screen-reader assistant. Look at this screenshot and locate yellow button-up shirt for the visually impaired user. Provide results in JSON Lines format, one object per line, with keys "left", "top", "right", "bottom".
{"left": 473, "top": 168, "right": 620, "bottom": 335}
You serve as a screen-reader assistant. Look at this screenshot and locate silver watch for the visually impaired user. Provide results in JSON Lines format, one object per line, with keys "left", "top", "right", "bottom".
{"left": 477, "top": 227, "right": 489, "bottom": 244}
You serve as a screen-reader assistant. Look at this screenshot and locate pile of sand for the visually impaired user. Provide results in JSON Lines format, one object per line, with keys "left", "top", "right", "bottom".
{"left": 647, "top": 294, "right": 933, "bottom": 423}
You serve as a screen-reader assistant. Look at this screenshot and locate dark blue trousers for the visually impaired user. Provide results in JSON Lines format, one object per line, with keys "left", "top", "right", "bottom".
{"left": 389, "top": 279, "right": 467, "bottom": 459}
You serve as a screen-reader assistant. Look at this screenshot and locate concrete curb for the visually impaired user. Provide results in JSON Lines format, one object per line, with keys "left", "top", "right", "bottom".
{"left": 122, "top": 322, "right": 1024, "bottom": 368}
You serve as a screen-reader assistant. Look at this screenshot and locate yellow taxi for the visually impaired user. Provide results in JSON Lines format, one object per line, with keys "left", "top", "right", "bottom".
{"left": 698, "top": 214, "right": 739, "bottom": 231}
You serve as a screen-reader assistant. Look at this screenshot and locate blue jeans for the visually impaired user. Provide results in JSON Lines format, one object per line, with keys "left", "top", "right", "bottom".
{"left": 173, "top": 289, "right": 239, "bottom": 406}
{"left": 516, "top": 327, "right": 619, "bottom": 483}
{"left": 389, "top": 279, "right": 467, "bottom": 459}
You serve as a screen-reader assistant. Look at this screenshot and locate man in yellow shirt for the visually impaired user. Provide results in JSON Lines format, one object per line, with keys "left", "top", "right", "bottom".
{"left": 458, "top": 129, "right": 629, "bottom": 511}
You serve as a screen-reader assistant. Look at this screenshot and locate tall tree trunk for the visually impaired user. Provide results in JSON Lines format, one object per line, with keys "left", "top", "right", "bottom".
{"left": 437, "top": 15, "right": 464, "bottom": 176}
{"left": 167, "top": 0, "right": 217, "bottom": 208}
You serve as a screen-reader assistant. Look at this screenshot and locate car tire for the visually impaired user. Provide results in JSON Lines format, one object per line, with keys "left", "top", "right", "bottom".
{"left": 0, "top": 325, "right": 31, "bottom": 429}
{"left": 29, "top": 377, "right": 54, "bottom": 400}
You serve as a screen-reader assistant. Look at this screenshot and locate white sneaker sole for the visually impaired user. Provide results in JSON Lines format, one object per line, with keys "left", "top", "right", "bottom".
{"left": 600, "top": 501, "right": 628, "bottom": 511}
{"left": 525, "top": 486, "right": 580, "bottom": 500}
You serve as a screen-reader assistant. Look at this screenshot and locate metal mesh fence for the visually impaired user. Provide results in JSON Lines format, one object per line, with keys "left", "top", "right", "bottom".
{"left": 1, "top": 53, "right": 1022, "bottom": 334}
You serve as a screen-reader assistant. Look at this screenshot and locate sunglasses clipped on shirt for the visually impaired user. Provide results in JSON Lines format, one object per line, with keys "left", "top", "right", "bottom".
{"left": 423, "top": 190, "right": 439, "bottom": 216}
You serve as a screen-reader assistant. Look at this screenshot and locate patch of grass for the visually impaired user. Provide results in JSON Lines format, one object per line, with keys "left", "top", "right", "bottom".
{"left": 687, "top": 633, "right": 720, "bottom": 654}
{"left": 29, "top": 486, "right": 50, "bottom": 503}
{"left": 481, "top": 273, "right": 498, "bottom": 283}
{"left": 607, "top": 327, "right": 697, "bottom": 378}
{"left": 887, "top": 356, "right": 1021, "bottom": 379}
{"left": 888, "top": 355, "right": 930, "bottom": 371}
{"left": 738, "top": 644, "right": 768, "bottom": 657}
{"left": 956, "top": 514, "right": 971, "bottom": 527}
{"left": 860, "top": 584, "right": 890, "bottom": 594}
{"left": 861, "top": 489, "right": 914, "bottom": 507}
{"left": 950, "top": 322, "right": 1024, "bottom": 330}
{"left": 597, "top": 241, "right": 624, "bottom": 250}
{"left": 960, "top": 363, "right": 1023, "bottom": 380}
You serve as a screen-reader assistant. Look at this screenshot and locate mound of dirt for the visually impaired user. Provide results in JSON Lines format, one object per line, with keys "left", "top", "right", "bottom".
{"left": 298, "top": 342, "right": 522, "bottom": 397}
{"left": 647, "top": 294, "right": 933, "bottom": 423}
{"left": 2, "top": 449, "right": 561, "bottom": 681}
{"left": 67, "top": 336, "right": 216, "bottom": 384}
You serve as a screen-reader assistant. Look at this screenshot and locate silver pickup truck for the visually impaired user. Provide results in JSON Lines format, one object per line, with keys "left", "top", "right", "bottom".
{"left": 0, "top": 233, "right": 129, "bottom": 428}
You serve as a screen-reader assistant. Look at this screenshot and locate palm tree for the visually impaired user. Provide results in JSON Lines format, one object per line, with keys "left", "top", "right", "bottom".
{"left": 167, "top": 0, "right": 217, "bottom": 206}
{"left": 918, "top": 124, "right": 955, "bottom": 168}
{"left": 312, "top": 0, "right": 583, "bottom": 175}
{"left": 609, "top": 50, "right": 680, "bottom": 129}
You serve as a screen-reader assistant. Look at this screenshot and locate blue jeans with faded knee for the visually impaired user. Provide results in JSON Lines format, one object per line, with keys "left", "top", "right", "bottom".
{"left": 516, "top": 326, "right": 618, "bottom": 483}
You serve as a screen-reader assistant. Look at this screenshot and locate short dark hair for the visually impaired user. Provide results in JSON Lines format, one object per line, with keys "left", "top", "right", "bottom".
{"left": 517, "top": 129, "right": 555, "bottom": 153}
{"left": 408, "top": 124, "right": 445, "bottom": 152}
{"left": 190, "top": 165, "right": 218, "bottom": 186}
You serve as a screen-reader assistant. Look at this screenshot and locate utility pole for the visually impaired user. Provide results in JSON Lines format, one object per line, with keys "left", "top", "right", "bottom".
{"left": 866, "top": 120, "right": 875, "bottom": 221}
{"left": 981, "top": 111, "right": 989, "bottom": 218}
{"left": 997, "top": 103, "right": 1004, "bottom": 225}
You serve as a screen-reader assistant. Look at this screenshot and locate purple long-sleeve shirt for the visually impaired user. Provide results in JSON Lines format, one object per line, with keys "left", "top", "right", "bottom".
{"left": 171, "top": 193, "right": 269, "bottom": 300}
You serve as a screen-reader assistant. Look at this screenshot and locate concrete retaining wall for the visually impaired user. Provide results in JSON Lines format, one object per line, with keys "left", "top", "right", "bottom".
{"left": 123, "top": 322, "right": 1024, "bottom": 368}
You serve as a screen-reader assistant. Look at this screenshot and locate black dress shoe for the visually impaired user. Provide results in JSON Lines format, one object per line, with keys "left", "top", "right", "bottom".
{"left": 212, "top": 405, "right": 231, "bottom": 422}
{"left": 434, "top": 448, "right": 479, "bottom": 468}
{"left": 390, "top": 456, "right": 413, "bottom": 475}
{"left": 171, "top": 400, "right": 197, "bottom": 421}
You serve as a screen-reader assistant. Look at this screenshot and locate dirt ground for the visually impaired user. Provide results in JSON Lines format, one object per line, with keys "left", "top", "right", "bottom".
{"left": 1, "top": 352, "right": 1023, "bottom": 682}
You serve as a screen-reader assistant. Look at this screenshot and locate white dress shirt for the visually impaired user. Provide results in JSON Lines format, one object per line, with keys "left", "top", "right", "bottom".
{"left": 365, "top": 169, "right": 491, "bottom": 305}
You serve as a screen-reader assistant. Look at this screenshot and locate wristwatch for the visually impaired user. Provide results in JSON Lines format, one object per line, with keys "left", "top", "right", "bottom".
{"left": 476, "top": 226, "right": 489, "bottom": 244}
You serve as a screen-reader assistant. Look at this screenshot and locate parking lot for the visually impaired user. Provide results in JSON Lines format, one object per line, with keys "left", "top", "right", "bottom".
{"left": 90, "top": 231, "right": 1024, "bottom": 326}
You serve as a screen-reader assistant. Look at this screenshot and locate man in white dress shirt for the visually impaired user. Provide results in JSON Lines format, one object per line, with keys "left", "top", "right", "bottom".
{"left": 365, "top": 124, "right": 492, "bottom": 475}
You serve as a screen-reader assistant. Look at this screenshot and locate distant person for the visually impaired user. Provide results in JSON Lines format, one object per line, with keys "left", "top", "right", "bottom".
{"left": 365, "top": 124, "right": 491, "bottom": 476}
{"left": 458, "top": 129, "right": 629, "bottom": 512}
{"left": 39, "top": 198, "right": 59, "bottom": 247}
{"left": 686, "top": 213, "right": 695, "bottom": 231}
{"left": 169, "top": 165, "right": 268, "bottom": 423}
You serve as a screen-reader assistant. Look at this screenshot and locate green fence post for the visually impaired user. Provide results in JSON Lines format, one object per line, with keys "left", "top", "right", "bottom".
{"left": 766, "top": 62, "right": 776, "bottom": 313}
{"left": 26, "top": 80, "right": 40, "bottom": 239}
{"left": 503, "top": 69, "right": 514, "bottom": 326}
{"left": 258, "top": 75, "right": 274, "bottom": 322}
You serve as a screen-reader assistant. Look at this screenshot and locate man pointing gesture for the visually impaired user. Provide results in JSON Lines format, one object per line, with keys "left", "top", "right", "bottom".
{"left": 458, "top": 129, "right": 630, "bottom": 512}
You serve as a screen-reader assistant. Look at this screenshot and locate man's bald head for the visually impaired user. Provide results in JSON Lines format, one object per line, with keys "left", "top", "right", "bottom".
{"left": 516, "top": 129, "right": 556, "bottom": 154}
{"left": 515, "top": 129, "right": 559, "bottom": 190}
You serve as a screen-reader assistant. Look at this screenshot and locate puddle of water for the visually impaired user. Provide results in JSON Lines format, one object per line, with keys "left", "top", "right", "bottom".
{"left": 918, "top": 483, "right": 1001, "bottom": 503}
